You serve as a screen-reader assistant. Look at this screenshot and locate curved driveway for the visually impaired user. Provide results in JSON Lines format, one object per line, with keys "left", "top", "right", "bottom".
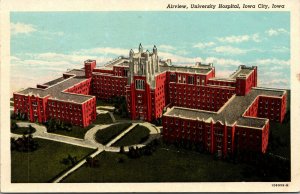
{"left": 11, "top": 120, "right": 161, "bottom": 182}
{"left": 12, "top": 120, "right": 161, "bottom": 151}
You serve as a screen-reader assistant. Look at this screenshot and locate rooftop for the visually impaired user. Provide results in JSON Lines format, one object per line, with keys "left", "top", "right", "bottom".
{"left": 159, "top": 64, "right": 213, "bottom": 75}
{"left": 230, "top": 66, "right": 255, "bottom": 79}
{"left": 164, "top": 87, "right": 286, "bottom": 129}
{"left": 16, "top": 69, "right": 94, "bottom": 104}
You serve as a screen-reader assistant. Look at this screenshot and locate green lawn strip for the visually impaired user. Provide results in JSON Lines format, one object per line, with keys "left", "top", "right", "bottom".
{"left": 96, "top": 100, "right": 114, "bottom": 107}
{"left": 93, "top": 113, "right": 113, "bottom": 125}
{"left": 48, "top": 124, "right": 95, "bottom": 139}
{"left": 111, "top": 113, "right": 130, "bottom": 121}
{"left": 63, "top": 145, "right": 263, "bottom": 183}
{"left": 11, "top": 127, "right": 36, "bottom": 135}
{"left": 95, "top": 123, "right": 132, "bottom": 145}
{"left": 11, "top": 138, "right": 94, "bottom": 183}
{"left": 112, "top": 124, "right": 150, "bottom": 147}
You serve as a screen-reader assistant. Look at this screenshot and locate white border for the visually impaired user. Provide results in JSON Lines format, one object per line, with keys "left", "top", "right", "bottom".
{"left": 1, "top": 0, "right": 300, "bottom": 192}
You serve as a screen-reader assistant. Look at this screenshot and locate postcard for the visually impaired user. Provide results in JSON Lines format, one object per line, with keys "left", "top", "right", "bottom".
{"left": 1, "top": 0, "right": 300, "bottom": 192}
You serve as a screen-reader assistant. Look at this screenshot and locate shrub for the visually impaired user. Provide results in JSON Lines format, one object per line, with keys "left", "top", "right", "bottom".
{"left": 11, "top": 135, "right": 39, "bottom": 152}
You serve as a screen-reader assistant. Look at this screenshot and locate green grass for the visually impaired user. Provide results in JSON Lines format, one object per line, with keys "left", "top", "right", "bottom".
{"left": 48, "top": 124, "right": 95, "bottom": 139}
{"left": 113, "top": 113, "right": 130, "bottom": 121}
{"left": 96, "top": 100, "right": 114, "bottom": 107}
{"left": 11, "top": 138, "right": 94, "bottom": 183}
{"left": 95, "top": 123, "right": 132, "bottom": 145}
{"left": 93, "top": 113, "right": 113, "bottom": 125}
{"left": 63, "top": 144, "right": 263, "bottom": 183}
{"left": 112, "top": 124, "right": 150, "bottom": 147}
{"left": 11, "top": 127, "right": 36, "bottom": 135}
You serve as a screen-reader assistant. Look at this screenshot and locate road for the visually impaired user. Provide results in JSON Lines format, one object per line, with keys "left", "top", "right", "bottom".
{"left": 11, "top": 119, "right": 161, "bottom": 182}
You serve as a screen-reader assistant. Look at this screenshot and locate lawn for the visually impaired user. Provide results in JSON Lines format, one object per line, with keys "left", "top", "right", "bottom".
{"left": 11, "top": 127, "right": 36, "bottom": 135}
{"left": 96, "top": 100, "right": 114, "bottom": 107}
{"left": 63, "top": 144, "right": 263, "bottom": 183}
{"left": 112, "top": 113, "right": 130, "bottom": 121}
{"left": 95, "top": 123, "right": 132, "bottom": 145}
{"left": 93, "top": 113, "right": 113, "bottom": 125}
{"left": 112, "top": 124, "right": 150, "bottom": 147}
{"left": 48, "top": 124, "right": 95, "bottom": 139}
{"left": 11, "top": 138, "right": 94, "bottom": 183}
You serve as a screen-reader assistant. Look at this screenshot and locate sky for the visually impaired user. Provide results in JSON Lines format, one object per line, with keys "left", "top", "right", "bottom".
{"left": 10, "top": 12, "right": 290, "bottom": 95}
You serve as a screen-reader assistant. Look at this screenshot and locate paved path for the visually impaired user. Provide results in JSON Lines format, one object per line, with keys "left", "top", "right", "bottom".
{"left": 96, "top": 110, "right": 116, "bottom": 123}
{"left": 13, "top": 122, "right": 97, "bottom": 149}
{"left": 53, "top": 122, "right": 138, "bottom": 183}
{"left": 108, "top": 112, "right": 116, "bottom": 123}
{"left": 52, "top": 148, "right": 104, "bottom": 183}
{"left": 11, "top": 120, "right": 161, "bottom": 182}
{"left": 109, "top": 122, "right": 161, "bottom": 150}
{"left": 106, "top": 123, "right": 138, "bottom": 147}
{"left": 96, "top": 105, "right": 115, "bottom": 112}
{"left": 96, "top": 109, "right": 108, "bottom": 114}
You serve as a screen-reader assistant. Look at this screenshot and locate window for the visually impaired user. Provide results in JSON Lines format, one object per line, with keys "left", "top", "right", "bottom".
{"left": 135, "top": 79, "right": 145, "bottom": 90}
{"left": 123, "top": 69, "right": 129, "bottom": 77}
{"left": 188, "top": 75, "right": 194, "bottom": 84}
{"left": 170, "top": 73, "right": 176, "bottom": 82}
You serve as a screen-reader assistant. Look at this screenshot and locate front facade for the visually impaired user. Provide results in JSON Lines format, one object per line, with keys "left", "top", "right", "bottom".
{"left": 13, "top": 44, "right": 287, "bottom": 156}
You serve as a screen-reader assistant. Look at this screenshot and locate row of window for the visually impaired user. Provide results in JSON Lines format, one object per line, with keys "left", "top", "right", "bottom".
{"left": 169, "top": 84, "right": 234, "bottom": 94}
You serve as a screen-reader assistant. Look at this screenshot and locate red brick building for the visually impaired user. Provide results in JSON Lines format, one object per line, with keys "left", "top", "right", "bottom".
{"left": 14, "top": 68, "right": 96, "bottom": 127}
{"left": 13, "top": 44, "right": 287, "bottom": 156}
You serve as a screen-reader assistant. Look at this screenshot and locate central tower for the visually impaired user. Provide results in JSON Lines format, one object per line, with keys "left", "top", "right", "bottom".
{"left": 128, "top": 43, "right": 160, "bottom": 88}
{"left": 127, "top": 44, "right": 160, "bottom": 121}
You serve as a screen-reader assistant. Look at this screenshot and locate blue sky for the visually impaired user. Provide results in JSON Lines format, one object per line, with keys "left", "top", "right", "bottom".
{"left": 10, "top": 12, "right": 290, "bottom": 94}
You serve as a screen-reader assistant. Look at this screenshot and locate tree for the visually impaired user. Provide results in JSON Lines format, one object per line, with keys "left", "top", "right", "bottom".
{"left": 67, "top": 154, "right": 78, "bottom": 165}
{"left": 12, "top": 134, "right": 39, "bottom": 152}
{"left": 86, "top": 156, "right": 100, "bottom": 168}
{"left": 11, "top": 112, "right": 17, "bottom": 120}
{"left": 11, "top": 121, "right": 18, "bottom": 131}
{"left": 11, "top": 137, "right": 17, "bottom": 151}
{"left": 28, "top": 124, "right": 35, "bottom": 134}
{"left": 119, "top": 146, "right": 125, "bottom": 154}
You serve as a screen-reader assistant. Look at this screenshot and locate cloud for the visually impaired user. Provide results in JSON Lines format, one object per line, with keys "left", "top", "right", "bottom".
{"left": 254, "top": 58, "right": 290, "bottom": 66}
{"left": 252, "top": 33, "right": 261, "bottom": 42}
{"left": 213, "top": 46, "right": 247, "bottom": 55}
{"left": 193, "top": 42, "right": 215, "bottom": 49}
{"left": 265, "top": 28, "right": 289, "bottom": 36}
{"left": 11, "top": 22, "right": 37, "bottom": 35}
{"left": 75, "top": 47, "right": 129, "bottom": 57}
{"left": 213, "top": 70, "right": 234, "bottom": 78}
{"left": 272, "top": 46, "right": 289, "bottom": 53}
{"left": 11, "top": 22, "right": 64, "bottom": 39}
{"left": 203, "top": 57, "right": 242, "bottom": 67}
{"left": 159, "top": 51, "right": 203, "bottom": 64}
{"left": 259, "top": 77, "right": 289, "bottom": 89}
{"left": 217, "top": 33, "right": 261, "bottom": 43}
{"left": 253, "top": 58, "right": 290, "bottom": 89}
{"left": 158, "top": 44, "right": 176, "bottom": 51}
